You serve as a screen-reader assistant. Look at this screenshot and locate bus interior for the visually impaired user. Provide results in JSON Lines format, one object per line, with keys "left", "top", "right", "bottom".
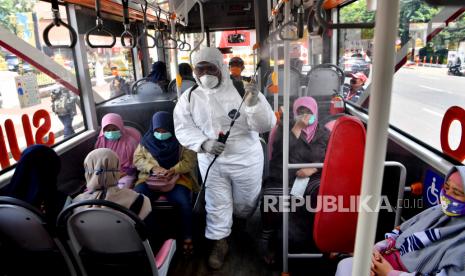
{"left": 0, "top": 0, "right": 465, "bottom": 275}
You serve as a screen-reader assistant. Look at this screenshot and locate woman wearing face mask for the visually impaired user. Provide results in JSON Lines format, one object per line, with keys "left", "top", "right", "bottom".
{"left": 173, "top": 47, "right": 276, "bottom": 269}
{"left": 261, "top": 96, "right": 330, "bottom": 264}
{"left": 133, "top": 111, "right": 199, "bottom": 256}
{"left": 335, "top": 166, "right": 465, "bottom": 276}
{"left": 95, "top": 113, "right": 138, "bottom": 188}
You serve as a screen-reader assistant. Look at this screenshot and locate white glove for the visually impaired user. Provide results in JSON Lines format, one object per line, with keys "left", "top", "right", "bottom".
{"left": 201, "top": 139, "right": 225, "bottom": 155}
{"left": 244, "top": 81, "right": 259, "bottom": 107}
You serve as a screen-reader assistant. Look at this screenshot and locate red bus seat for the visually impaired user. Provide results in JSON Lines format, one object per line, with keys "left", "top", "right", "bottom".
{"left": 313, "top": 116, "right": 366, "bottom": 253}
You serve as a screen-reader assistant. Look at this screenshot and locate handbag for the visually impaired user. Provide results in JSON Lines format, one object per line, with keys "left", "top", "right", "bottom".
{"left": 146, "top": 173, "right": 180, "bottom": 192}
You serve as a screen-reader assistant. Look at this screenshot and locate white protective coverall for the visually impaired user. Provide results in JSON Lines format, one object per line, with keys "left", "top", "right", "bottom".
{"left": 173, "top": 48, "right": 276, "bottom": 240}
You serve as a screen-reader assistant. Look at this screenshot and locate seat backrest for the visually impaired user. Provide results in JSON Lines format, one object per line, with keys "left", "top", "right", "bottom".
{"left": 306, "top": 67, "right": 342, "bottom": 97}
{"left": 137, "top": 81, "right": 164, "bottom": 96}
{"left": 125, "top": 126, "right": 142, "bottom": 142}
{"left": 58, "top": 200, "right": 158, "bottom": 276}
{"left": 0, "top": 196, "right": 74, "bottom": 275}
{"left": 313, "top": 116, "right": 366, "bottom": 253}
{"left": 168, "top": 79, "right": 196, "bottom": 95}
{"left": 264, "top": 67, "right": 302, "bottom": 98}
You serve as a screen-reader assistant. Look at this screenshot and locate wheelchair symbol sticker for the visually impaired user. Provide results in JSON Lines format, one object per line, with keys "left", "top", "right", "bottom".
{"left": 424, "top": 170, "right": 445, "bottom": 207}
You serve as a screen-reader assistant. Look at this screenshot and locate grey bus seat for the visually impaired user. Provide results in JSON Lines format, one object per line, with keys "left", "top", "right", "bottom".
{"left": 305, "top": 64, "right": 345, "bottom": 124}
{"left": 57, "top": 199, "right": 176, "bottom": 276}
{"left": 168, "top": 79, "right": 196, "bottom": 95}
{"left": 0, "top": 196, "right": 76, "bottom": 276}
{"left": 264, "top": 66, "right": 304, "bottom": 103}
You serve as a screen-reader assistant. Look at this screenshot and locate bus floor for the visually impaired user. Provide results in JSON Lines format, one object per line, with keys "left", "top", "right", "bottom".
{"left": 167, "top": 208, "right": 338, "bottom": 276}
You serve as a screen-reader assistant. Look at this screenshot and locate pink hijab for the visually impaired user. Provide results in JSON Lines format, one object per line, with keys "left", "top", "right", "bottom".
{"left": 95, "top": 113, "right": 138, "bottom": 174}
{"left": 293, "top": 97, "right": 319, "bottom": 144}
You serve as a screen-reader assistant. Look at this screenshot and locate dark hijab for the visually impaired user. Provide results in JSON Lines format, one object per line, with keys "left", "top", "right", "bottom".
{"left": 1, "top": 145, "right": 63, "bottom": 224}
{"left": 147, "top": 61, "right": 168, "bottom": 83}
{"left": 140, "top": 112, "right": 180, "bottom": 169}
{"left": 179, "top": 63, "right": 194, "bottom": 80}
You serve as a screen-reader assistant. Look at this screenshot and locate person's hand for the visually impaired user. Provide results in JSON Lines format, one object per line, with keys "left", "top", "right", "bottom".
{"left": 165, "top": 168, "right": 176, "bottom": 178}
{"left": 152, "top": 167, "right": 167, "bottom": 175}
{"left": 371, "top": 251, "right": 393, "bottom": 276}
{"left": 296, "top": 168, "right": 318, "bottom": 178}
{"left": 202, "top": 139, "right": 226, "bottom": 155}
{"left": 245, "top": 81, "right": 259, "bottom": 107}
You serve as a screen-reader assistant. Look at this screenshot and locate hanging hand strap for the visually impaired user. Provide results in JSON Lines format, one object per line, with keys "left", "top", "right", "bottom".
{"left": 85, "top": 0, "right": 116, "bottom": 48}
{"left": 43, "top": 0, "right": 77, "bottom": 49}
{"left": 121, "top": 0, "right": 137, "bottom": 48}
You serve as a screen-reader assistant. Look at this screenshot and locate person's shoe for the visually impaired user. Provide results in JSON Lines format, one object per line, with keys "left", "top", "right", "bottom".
{"left": 208, "top": 238, "right": 229, "bottom": 270}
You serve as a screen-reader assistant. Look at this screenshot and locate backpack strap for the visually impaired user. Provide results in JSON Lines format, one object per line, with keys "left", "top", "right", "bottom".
{"left": 187, "top": 84, "right": 199, "bottom": 103}
{"left": 129, "top": 194, "right": 144, "bottom": 215}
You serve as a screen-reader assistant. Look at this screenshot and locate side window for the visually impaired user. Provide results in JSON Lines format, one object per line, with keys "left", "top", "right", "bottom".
{"left": 338, "top": 0, "right": 374, "bottom": 105}
{"left": 85, "top": 36, "right": 135, "bottom": 104}
{"left": 0, "top": 1, "right": 86, "bottom": 172}
{"left": 390, "top": 3, "right": 464, "bottom": 164}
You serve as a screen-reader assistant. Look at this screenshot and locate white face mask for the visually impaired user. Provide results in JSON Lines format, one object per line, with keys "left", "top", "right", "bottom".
{"left": 199, "top": 75, "right": 219, "bottom": 89}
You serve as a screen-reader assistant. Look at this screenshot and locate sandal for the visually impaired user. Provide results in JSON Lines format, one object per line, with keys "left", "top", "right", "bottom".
{"left": 183, "top": 239, "right": 194, "bottom": 256}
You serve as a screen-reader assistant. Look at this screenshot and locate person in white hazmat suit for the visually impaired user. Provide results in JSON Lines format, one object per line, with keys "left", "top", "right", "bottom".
{"left": 173, "top": 47, "right": 276, "bottom": 269}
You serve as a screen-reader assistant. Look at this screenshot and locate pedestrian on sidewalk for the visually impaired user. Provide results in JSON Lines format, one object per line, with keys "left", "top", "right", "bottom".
{"left": 51, "top": 85, "right": 78, "bottom": 139}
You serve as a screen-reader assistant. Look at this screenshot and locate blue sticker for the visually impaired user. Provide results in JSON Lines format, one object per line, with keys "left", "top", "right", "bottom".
{"left": 423, "top": 169, "right": 445, "bottom": 207}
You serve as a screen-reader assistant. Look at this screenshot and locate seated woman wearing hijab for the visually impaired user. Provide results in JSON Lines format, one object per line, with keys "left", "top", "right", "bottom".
{"left": 0, "top": 144, "right": 64, "bottom": 225}
{"left": 95, "top": 113, "right": 138, "bottom": 189}
{"left": 261, "top": 96, "right": 330, "bottom": 264}
{"left": 147, "top": 61, "right": 169, "bottom": 92}
{"left": 179, "top": 63, "right": 195, "bottom": 81}
{"left": 133, "top": 111, "right": 199, "bottom": 255}
{"left": 73, "top": 148, "right": 152, "bottom": 220}
{"left": 336, "top": 166, "right": 465, "bottom": 276}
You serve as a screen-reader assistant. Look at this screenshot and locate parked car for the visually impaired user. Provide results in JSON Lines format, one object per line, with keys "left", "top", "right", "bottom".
{"left": 5, "top": 54, "right": 33, "bottom": 72}
{"left": 339, "top": 56, "right": 371, "bottom": 77}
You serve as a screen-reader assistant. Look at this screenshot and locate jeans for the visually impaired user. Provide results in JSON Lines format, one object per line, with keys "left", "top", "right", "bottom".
{"left": 58, "top": 114, "right": 75, "bottom": 139}
{"left": 135, "top": 183, "right": 192, "bottom": 240}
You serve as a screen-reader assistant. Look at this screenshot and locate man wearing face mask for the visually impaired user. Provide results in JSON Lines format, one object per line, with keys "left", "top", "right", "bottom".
{"left": 342, "top": 72, "right": 367, "bottom": 103}
{"left": 173, "top": 47, "right": 276, "bottom": 269}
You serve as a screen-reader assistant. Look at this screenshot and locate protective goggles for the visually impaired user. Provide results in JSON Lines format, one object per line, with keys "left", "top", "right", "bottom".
{"left": 194, "top": 62, "right": 221, "bottom": 77}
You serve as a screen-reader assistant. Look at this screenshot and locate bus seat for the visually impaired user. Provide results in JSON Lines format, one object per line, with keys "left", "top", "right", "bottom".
{"left": 125, "top": 126, "right": 142, "bottom": 142}
{"left": 57, "top": 199, "right": 176, "bottom": 276}
{"left": 168, "top": 79, "right": 196, "bottom": 95}
{"left": 306, "top": 65, "right": 344, "bottom": 124}
{"left": 313, "top": 116, "right": 366, "bottom": 253}
{"left": 0, "top": 196, "right": 76, "bottom": 275}
{"left": 264, "top": 66, "right": 303, "bottom": 99}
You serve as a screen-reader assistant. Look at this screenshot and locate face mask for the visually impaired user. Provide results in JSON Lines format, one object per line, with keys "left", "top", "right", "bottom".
{"left": 154, "top": 131, "right": 172, "bottom": 140}
{"left": 308, "top": 115, "right": 316, "bottom": 125}
{"left": 199, "top": 75, "right": 219, "bottom": 89}
{"left": 230, "top": 67, "right": 242, "bottom": 77}
{"left": 104, "top": 130, "right": 121, "bottom": 140}
{"left": 440, "top": 188, "right": 465, "bottom": 217}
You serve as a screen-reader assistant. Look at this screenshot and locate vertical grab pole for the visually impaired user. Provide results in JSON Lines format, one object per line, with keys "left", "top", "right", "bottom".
{"left": 351, "top": 1, "right": 400, "bottom": 275}
{"left": 282, "top": 0, "right": 291, "bottom": 274}
{"left": 189, "top": 0, "right": 205, "bottom": 65}
{"left": 169, "top": 2, "right": 180, "bottom": 97}
{"left": 272, "top": 0, "right": 279, "bottom": 112}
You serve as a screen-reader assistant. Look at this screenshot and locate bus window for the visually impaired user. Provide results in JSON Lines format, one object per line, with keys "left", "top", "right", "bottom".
{"left": 390, "top": 3, "right": 464, "bottom": 164}
{"left": 0, "top": 1, "right": 85, "bottom": 172}
{"left": 338, "top": 0, "right": 374, "bottom": 79}
{"left": 86, "top": 37, "right": 135, "bottom": 104}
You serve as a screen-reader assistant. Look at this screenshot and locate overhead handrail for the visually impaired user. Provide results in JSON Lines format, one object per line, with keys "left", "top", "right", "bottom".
{"left": 297, "top": 0, "right": 305, "bottom": 38}
{"left": 425, "top": 0, "right": 465, "bottom": 5}
{"left": 315, "top": 0, "right": 375, "bottom": 29}
{"left": 137, "top": 0, "right": 157, "bottom": 48}
{"left": 43, "top": 0, "right": 77, "bottom": 49}
{"left": 153, "top": 7, "right": 177, "bottom": 49}
{"left": 121, "top": 0, "right": 137, "bottom": 48}
{"left": 177, "top": 26, "right": 192, "bottom": 51}
{"left": 85, "top": 0, "right": 116, "bottom": 48}
{"left": 189, "top": 0, "right": 205, "bottom": 65}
